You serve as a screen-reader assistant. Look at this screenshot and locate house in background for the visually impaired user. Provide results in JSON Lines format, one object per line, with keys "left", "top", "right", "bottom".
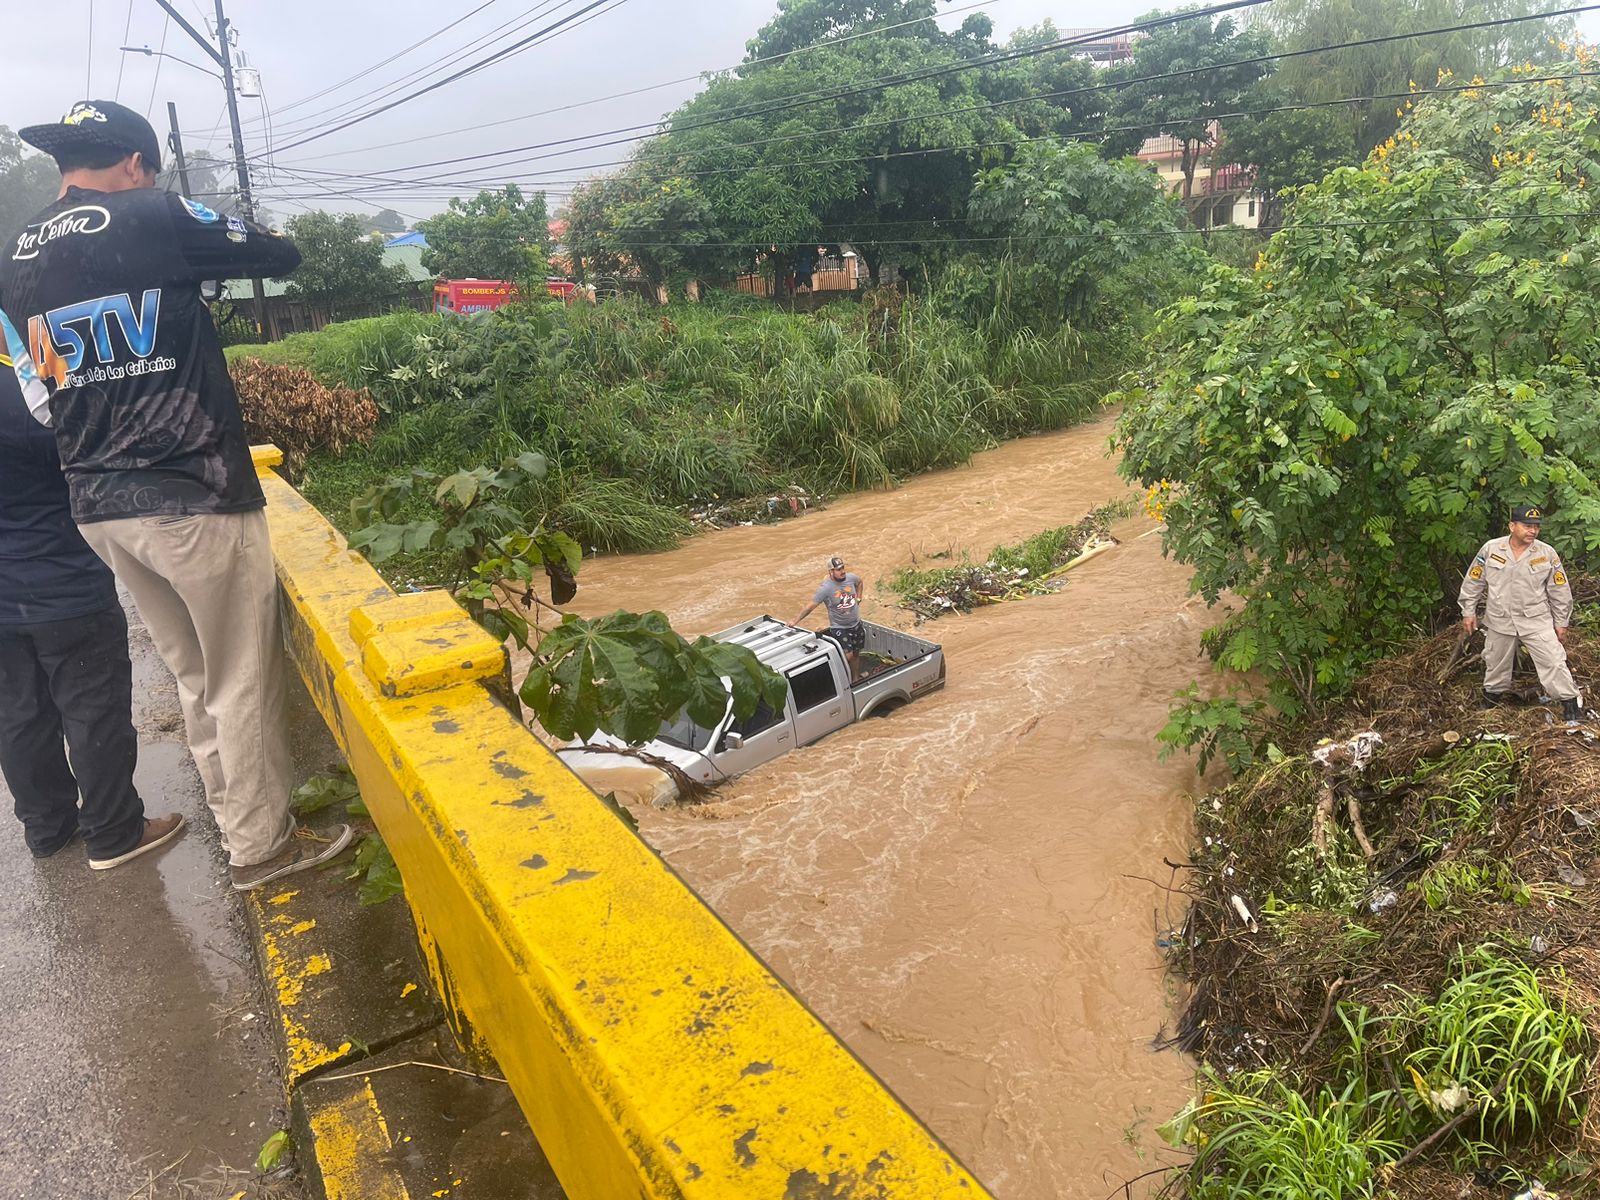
{"left": 1136, "top": 125, "right": 1264, "bottom": 231}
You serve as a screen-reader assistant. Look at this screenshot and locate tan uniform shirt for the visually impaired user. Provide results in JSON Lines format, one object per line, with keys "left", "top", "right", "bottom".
{"left": 1458, "top": 535, "right": 1574, "bottom": 635}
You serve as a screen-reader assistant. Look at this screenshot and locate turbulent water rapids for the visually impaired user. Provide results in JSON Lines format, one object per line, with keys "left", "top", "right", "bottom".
{"left": 567, "top": 411, "right": 1224, "bottom": 1198}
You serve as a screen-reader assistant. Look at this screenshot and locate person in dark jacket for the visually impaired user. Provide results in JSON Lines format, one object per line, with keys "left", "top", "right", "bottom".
{"left": 0, "top": 100, "right": 350, "bottom": 891}
{"left": 0, "top": 331, "right": 182, "bottom": 866}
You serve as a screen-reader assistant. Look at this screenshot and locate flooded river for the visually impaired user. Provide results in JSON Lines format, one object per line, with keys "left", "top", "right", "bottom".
{"left": 568, "top": 412, "right": 1221, "bottom": 1199}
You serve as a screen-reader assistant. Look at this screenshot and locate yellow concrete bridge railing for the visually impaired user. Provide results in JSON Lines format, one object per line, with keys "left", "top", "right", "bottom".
{"left": 251, "top": 446, "right": 992, "bottom": 1199}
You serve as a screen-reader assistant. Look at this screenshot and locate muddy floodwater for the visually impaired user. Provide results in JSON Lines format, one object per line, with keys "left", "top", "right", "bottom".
{"left": 568, "top": 412, "right": 1222, "bottom": 1198}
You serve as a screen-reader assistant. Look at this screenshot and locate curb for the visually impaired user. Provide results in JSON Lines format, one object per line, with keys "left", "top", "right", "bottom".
{"left": 240, "top": 804, "right": 562, "bottom": 1199}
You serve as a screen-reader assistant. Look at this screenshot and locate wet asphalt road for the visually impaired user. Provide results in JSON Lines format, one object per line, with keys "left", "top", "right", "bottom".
{"left": 0, "top": 602, "right": 303, "bottom": 1200}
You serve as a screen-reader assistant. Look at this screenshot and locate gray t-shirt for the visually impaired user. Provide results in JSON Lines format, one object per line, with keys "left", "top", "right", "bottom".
{"left": 813, "top": 573, "right": 863, "bottom": 628}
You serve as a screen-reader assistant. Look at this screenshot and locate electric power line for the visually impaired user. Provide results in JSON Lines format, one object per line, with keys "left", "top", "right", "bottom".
{"left": 258, "top": 0, "right": 505, "bottom": 123}
{"left": 241, "top": 0, "right": 571, "bottom": 135}
{"left": 86, "top": 0, "right": 96, "bottom": 95}
{"left": 145, "top": 13, "right": 170, "bottom": 118}
{"left": 253, "top": 15, "right": 1600, "bottom": 203}
{"left": 254, "top": 0, "right": 1590, "bottom": 198}
{"left": 261, "top": 0, "right": 629, "bottom": 155}
{"left": 259, "top": 0, "right": 1264, "bottom": 170}
{"left": 273, "top": 0, "right": 1007, "bottom": 166}
{"left": 114, "top": 0, "right": 135, "bottom": 100}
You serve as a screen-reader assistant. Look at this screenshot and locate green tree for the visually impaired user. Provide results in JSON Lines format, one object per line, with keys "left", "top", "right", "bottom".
{"left": 277, "top": 210, "right": 409, "bottom": 314}
{"left": 366, "top": 208, "right": 408, "bottom": 236}
{"left": 564, "top": 0, "right": 1105, "bottom": 289}
{"left": 1114, "top": 53, "right": 1600, "bottom": 710}
{"left": 1110, "top": 8, "right": 1274, "bottom": 206}
{"left": 1220, "top": 83, "right": 1358, "bottom": 229}
{"left": 1264, "top": 0, "right": 1575, "bottom": 155}
{"left": 419, "top": 185, "right": 550, "bottom": 282}
{"left": 0, "top": 127, "right": 59, "bottom": 237}
{"left": 967, "top": 139, "right": 1190, "bottom": 321}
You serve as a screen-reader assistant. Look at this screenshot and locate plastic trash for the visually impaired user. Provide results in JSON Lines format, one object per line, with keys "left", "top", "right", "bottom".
{"left": 1368, "top": 887, "right": 1399, "bottom": 914}
{"left": 1312, "top": 731, "right": 1383, "bottom": 773}
{"left": 1554, "top": 860, "right": 1588, "bottom": 888}
{"left": 1230, "top": 894, "right": 1259, "bottom": 933}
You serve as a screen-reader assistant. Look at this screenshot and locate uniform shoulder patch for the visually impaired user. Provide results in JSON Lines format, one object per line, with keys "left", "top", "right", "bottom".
{"left": 1554, "top": 569, "right": 1568, "bottom": 586}
{"left": 1470, "top": 565, "right": 1485, "bottom": 580}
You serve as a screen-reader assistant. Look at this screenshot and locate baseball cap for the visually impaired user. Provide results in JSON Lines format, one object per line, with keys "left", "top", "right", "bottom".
{"left": 1511, "top": 504, "right": 1544, "bottom": 524}
{"left": 20, "top": 100, "right": 162, "bottom": 173}
{"left": 827, "top": 555, "right": 846, "bottom": 569}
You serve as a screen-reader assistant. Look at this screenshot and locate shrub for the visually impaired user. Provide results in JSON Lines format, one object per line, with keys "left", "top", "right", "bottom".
{"left": 230, "top": 360, "right": 379, "bottom": 468}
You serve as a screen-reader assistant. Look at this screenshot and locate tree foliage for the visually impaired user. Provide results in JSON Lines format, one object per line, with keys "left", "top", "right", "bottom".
{"left": 967, "top": 139, "right": 1191, "bottom": 321}
{"left": 0, "top": 127, "right": 59, "bottom": 238}
{"left": 1109, "top": 9, "right": 1273, "bottom": 200}
{"left": 278, "top": 210, "right": 409, "bottom": 312}
{"left": 419, "top": 184, "right": 550, "bottom": 282}
{"left": 347, "top": 449, "right": 788, "bottom": 749}
{"left": 1115, "top": 51, "right": 1600, "bottom": 709}
{"left": 1263, "top": 0, "right": 1576, "bottom": 155}
{"left": 563, "top": 1, "right": 1108, "bottom": 287}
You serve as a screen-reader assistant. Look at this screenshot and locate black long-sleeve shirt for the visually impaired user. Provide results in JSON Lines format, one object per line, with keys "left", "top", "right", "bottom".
{"left": 0, "top": 186, "right": 300, "bottom": 523}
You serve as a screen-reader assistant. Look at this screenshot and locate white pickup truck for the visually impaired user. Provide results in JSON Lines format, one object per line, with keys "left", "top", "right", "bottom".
{"left": 560, "top": 616, "right": 945, "bottom": 804}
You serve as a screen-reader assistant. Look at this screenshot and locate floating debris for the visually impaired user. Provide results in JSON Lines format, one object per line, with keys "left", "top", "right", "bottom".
{"left": 684, "top": 485, "right": 822, "bottom": 531}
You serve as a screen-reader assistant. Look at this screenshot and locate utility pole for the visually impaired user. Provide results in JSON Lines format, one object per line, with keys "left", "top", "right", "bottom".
{"left": 150, "top": 0, "right": 269, "bottom": 338}
{"left": 166, "top": 102, "right": 192, "bottom": 197}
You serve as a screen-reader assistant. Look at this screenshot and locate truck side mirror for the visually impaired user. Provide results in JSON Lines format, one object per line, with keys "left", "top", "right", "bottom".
{"left": 723, "top": 732, "right": 745, "bottom": 751}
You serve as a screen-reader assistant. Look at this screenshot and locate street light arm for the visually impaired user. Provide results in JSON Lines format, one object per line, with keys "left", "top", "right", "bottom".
{"left": 120, "top": 45, "right": 222, "bottom": 79}
{"left": 148, "top": 0, "right": 226, "bottom": 67}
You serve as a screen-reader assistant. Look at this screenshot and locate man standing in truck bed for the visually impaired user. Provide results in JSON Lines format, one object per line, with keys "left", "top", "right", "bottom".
{"left": 795, "top": 554, "right": 867, "bottom": 681}
{"left": 0, "top": 100, "right": 350, "bottom": 890}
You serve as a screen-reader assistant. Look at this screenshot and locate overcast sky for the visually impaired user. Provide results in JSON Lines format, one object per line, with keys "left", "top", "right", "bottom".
{"left": 4, "top": 0, "right": 1597, "bottom": 224}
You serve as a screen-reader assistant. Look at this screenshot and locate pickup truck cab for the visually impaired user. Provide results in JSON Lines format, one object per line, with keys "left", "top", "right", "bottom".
{"left": 559, "top": 616, "right": 945, "bottom": 804}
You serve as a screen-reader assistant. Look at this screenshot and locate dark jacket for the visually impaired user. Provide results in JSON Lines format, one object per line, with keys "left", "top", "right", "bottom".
{"left": 0, "top": 343, "right": 117, "bottom": 624}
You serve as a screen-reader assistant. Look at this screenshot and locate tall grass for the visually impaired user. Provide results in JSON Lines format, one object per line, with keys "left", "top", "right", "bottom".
{"left": 238, "top": 289, "right": 1124, "bottom": 554}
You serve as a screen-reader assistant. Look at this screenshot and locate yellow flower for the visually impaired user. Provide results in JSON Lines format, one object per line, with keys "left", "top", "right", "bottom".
{"left": 1492, "top": 155, "right": 1501, "bottom": 169}
{"left": 1561, "top": 253, "right": 1570, "bottom": 264}
{"left": 1493, "top": 123, "right": 1502, "bottom": 133}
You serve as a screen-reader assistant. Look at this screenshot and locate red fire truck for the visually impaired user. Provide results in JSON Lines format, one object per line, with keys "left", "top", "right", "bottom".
{"left": 433, "top": 279, "right": 579, "bottom": 313}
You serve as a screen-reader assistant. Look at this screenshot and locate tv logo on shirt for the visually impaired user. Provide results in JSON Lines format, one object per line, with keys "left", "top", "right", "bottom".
{"left": 27, "top": 289, "right": 175, "bottom": 390}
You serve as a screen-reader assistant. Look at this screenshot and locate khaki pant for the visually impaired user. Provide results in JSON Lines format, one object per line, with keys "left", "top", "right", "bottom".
{"left": 1482, "top": 625, "right": 1580, "bottom": 702}
{"left": 80, "top": 510, "right": 295, "bottom": 866}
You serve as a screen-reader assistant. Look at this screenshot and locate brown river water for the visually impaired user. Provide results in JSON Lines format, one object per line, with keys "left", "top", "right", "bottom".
{"left": 565, "top": 412, "right": 1224, "bottom": 1199}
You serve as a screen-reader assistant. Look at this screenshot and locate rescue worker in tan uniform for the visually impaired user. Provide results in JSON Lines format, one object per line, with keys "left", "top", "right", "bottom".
{"left": 1459, "top": 504, "right": 1584, "bottom": 721}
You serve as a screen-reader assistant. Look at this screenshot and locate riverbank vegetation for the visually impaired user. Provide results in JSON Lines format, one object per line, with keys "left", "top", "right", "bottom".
{"left": 1118, "top": 49, "right": 1600, "bottom": 1199}
{"left": 1164, "top": 617, "right": 1600, "bottom": 1198}
{"left": 231, "top": 263, "right": 1162, "bottom": 562}
{"left": 1118, "top": 50, "right": 1600, "bottom": 733}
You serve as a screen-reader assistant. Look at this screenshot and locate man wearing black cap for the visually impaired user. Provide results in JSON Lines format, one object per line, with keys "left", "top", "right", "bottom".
{"left": 1459, "top": 504, "right": 1583, "bottom": 721}
{"left": 0, "top": 100, "right": 351, "bottom": 890}
{"left": 794, "top": 554, "right": 867, "bottom": 680}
